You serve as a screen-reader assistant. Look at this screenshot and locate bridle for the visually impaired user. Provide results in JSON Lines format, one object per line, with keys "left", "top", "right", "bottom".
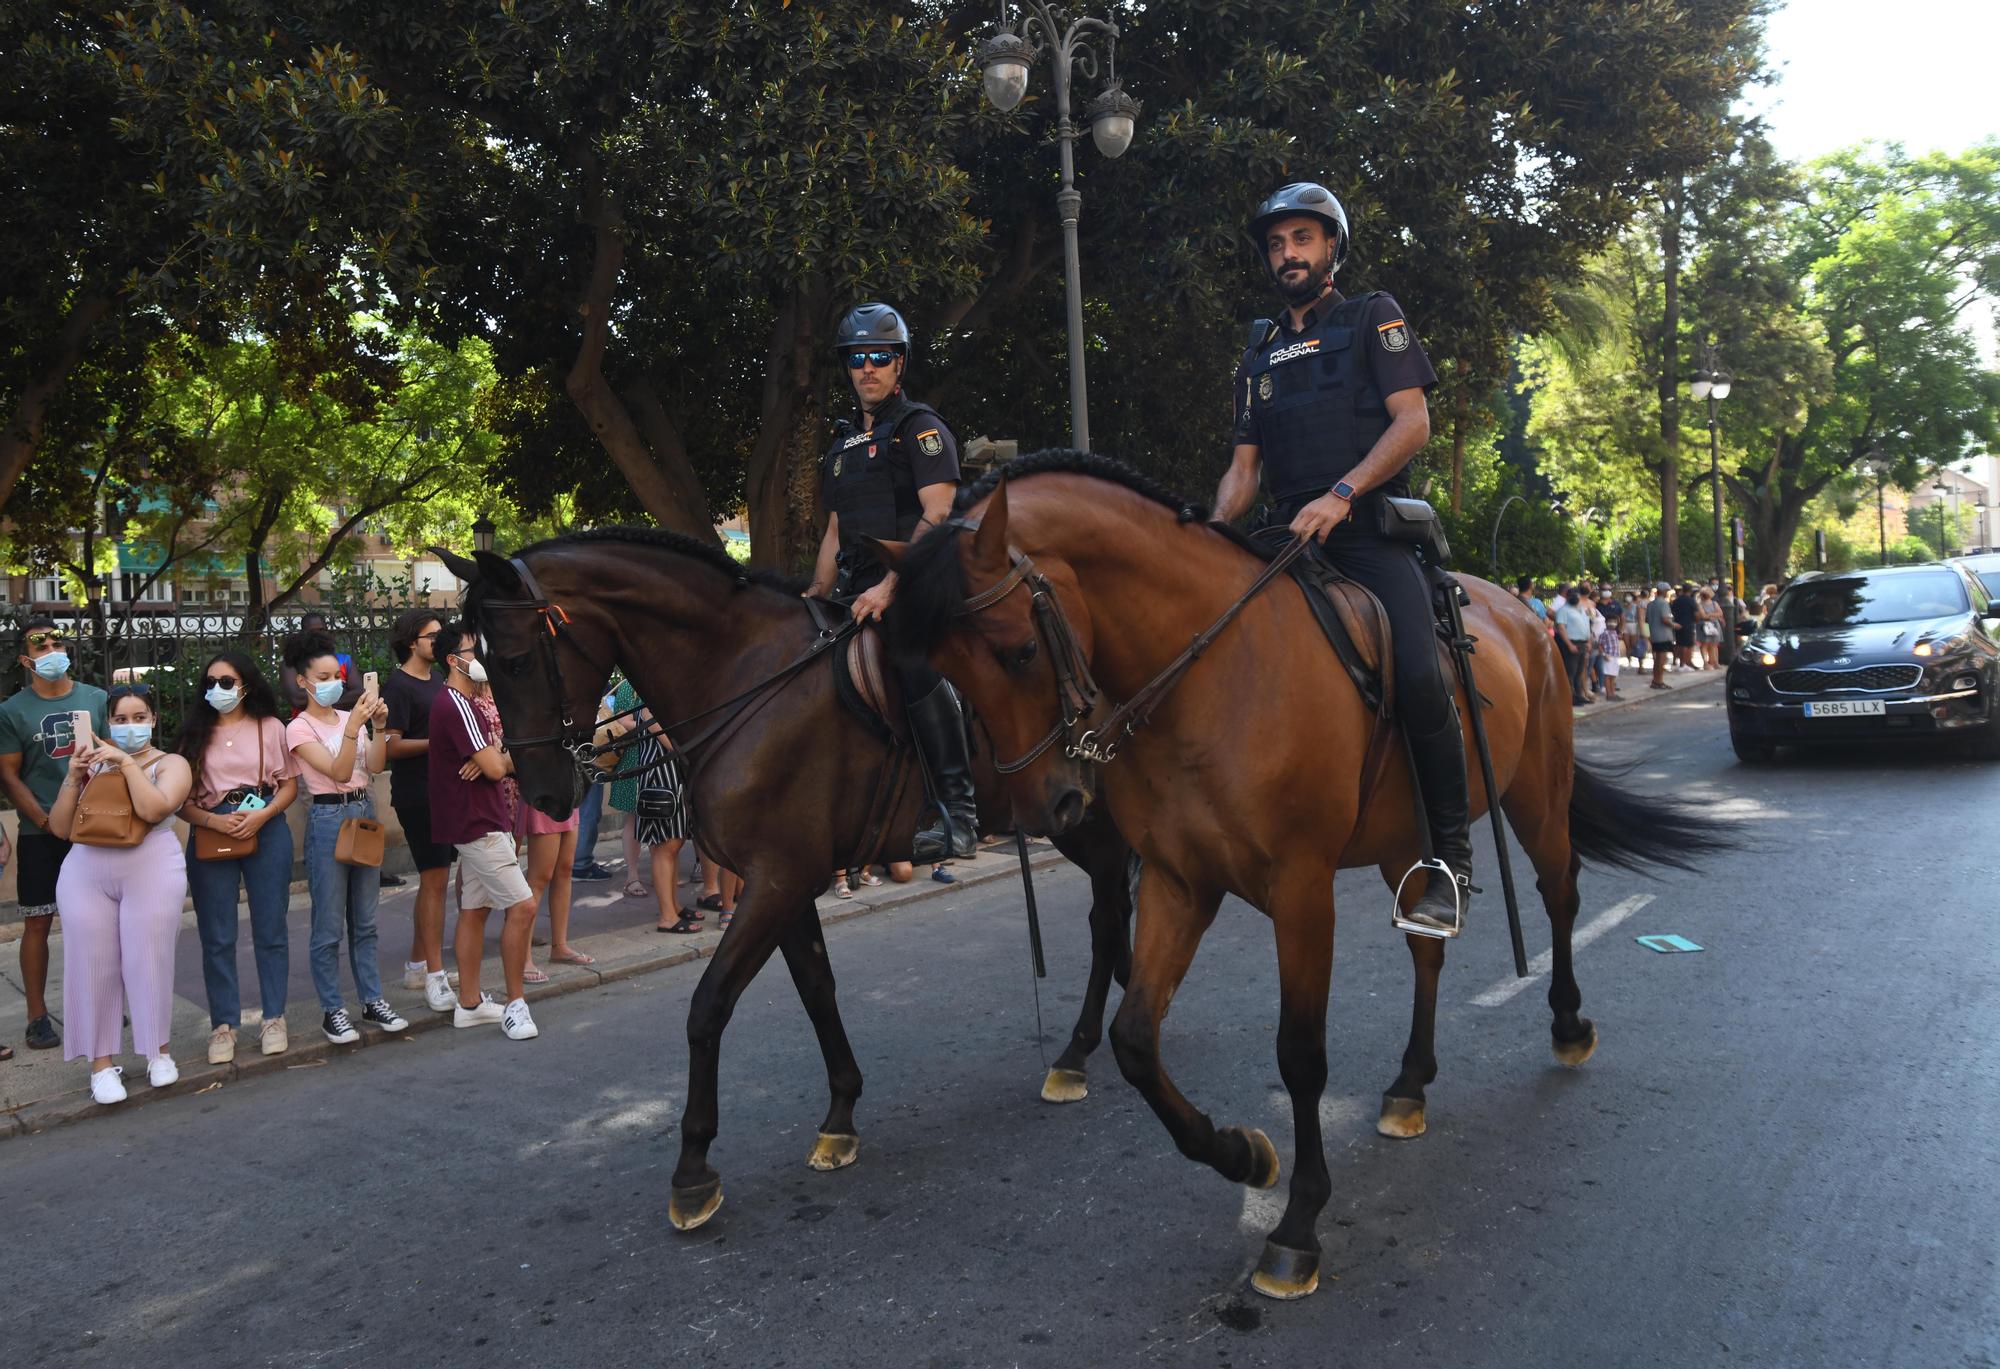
{"left": 953, "top": 527, "right": 1308, "bottom": 773}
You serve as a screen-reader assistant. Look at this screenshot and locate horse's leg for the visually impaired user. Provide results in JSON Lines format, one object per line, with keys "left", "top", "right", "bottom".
{"left": 1250, "top": 891, "right": 1337, "bottom": 1301}
{"left": 1043, "top": 818, "right": 1135, "bottom": 1103}
{"left": 777, "top": 909, "right": 866, "bottom": 1170}
{"left": 1375, "top": 862, "right": 1445, "bottom": 1139}
{"left": 668, "top": 882, "right": 800, "bottom": 1231}
{"left": 1107, "top": 863, "right": 1275, "bottom": 1188}
{"left": 1500, "top": 711, "right": 1596, "bottom": 1065}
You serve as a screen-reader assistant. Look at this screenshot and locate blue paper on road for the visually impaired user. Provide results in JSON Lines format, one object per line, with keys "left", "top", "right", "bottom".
{"left": 1635, "top": 934, "right": 1704, "bottom": 953}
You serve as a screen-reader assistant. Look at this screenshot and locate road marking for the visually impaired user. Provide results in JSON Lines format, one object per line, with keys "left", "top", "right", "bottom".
{"left": 1470, "top": 894, "right": 1654, "bottom": 1008}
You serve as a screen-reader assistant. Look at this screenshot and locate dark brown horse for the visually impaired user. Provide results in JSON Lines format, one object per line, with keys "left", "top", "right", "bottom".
{"left": 437, "top": 531, "right": 1134, "bottom": 1231}
{"left": 885, "top": 452, "right": 1723, "bottom": 1300}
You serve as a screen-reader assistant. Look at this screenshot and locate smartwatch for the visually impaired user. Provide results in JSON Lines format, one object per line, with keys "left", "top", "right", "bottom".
{"left": 1330, "top": 479, "right": 1357, "bottom": 502}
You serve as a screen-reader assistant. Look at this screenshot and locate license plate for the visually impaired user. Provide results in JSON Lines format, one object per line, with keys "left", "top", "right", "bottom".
{"left": 1803, "top": 699, "right": 1886, "bottom": 718}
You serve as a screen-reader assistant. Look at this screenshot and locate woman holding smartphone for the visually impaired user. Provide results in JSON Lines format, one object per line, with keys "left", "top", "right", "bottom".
{"left": 284, "top": 630, "right": 403, "bottom": 1045}
{"left": 48, "top": 685, "right": 193, "bottom": 1104}
{"left": 176, "top": 651, "right": 298, "bottom": 1063}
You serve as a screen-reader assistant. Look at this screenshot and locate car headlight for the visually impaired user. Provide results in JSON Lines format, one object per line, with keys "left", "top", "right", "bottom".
{"left": 1915, "top": 635, "right": 1968, "bottom": 658}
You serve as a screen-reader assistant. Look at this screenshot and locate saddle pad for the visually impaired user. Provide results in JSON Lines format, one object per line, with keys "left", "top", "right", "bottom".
{"left": 1284, "top": 556, "right": 1390, "bottom": 717}
{"left": 832, "top": 624, "right": 903, "bottom": 740}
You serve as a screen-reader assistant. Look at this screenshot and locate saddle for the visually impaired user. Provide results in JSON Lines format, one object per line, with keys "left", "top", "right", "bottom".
{"left": 1239, "top": 526, "right": 1393, "bottom": 717}
{"left": 804, "top": 594, "right": 905, "bottom": 742}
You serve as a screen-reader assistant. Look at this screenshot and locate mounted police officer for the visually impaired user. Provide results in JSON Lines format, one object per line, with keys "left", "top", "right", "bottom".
{"left": 805, "top": 302, "right": 978, "bottom": 862}
{"left": 1210, "top": 183, "right": 1471, "bottom": 935}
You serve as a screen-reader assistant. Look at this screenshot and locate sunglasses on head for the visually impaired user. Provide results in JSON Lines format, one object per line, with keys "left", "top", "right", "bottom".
{"left": 204, "top": 674, "right": 241, "bottom": 690}
{"left": 845, "top": 350, "right": 901, "bottom": 371}
{"left": 25, "top": 632, "right": 68, "bottom": 650}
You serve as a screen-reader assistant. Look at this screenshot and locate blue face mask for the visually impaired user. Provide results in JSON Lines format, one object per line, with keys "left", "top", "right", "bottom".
{"left": 109, "top": 723, "right": 153, "bottom": 753}
{"left": 32, "top": 652, "right": 70, "bottom": 681}
{"left": 311, "top": 679, "right": 345, "bottom": 707}
{"left": 205, "top": 684, "right": 243, "bottom": 713}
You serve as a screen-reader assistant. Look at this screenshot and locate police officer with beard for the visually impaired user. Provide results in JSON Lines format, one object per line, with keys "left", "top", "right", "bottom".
{"left": 805, "top": 303, "right": 977, "bottom": 862}
{"left": 1210, "top": 183, "right": 1471, "bottom": 935}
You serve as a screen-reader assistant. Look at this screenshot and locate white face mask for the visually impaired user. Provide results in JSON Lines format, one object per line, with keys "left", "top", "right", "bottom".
{"left": 457, "top": 656, "right": 488, "bottom": 684}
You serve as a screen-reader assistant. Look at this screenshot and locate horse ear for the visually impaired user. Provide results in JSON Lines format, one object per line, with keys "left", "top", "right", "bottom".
{"left": 472, "top": 550, "right": 523, "bottom": 592}
{"left": 970, "top": 473, "right": 1010, "bottom": 567}
{"left": 867, "top": 537, "right": 909, "bottom": 570}
{"left": 431, "top": 547, "right": 480, "bottom": 584}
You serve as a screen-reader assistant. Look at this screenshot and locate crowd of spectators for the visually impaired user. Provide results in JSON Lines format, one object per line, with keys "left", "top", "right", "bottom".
{"left": 1511, "top": 573, "right": 1757, "bottom": 704}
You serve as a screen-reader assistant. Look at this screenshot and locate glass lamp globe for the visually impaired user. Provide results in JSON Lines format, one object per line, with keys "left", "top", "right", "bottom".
{"left": 977, "top": 34, "right": 1034, "bottom": 112}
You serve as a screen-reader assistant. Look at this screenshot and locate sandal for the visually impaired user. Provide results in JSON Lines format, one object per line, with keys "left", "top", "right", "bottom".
{"left": 834, "top": 878, "right": 854, "bottom": 899}
{"left": 857, "top": 870, "right": 883, "bottom": 887}
{"left": 549, "top": 948, "right": 597, "bottom": 964}
{"left": 0, "top": 1041, "right": 12, "bottom": 1061}
{"left": 622, "top": 880, "right": 650, "bottom": 899}
{"left": 522, "top": 966, "right": 550, "bottom": 985}
{"left": 657, "top": 910, "right": 705, "bottom": 935}
{"left": 717, "top": 910, "right": 734, "bottom": 929}
{"left": 697, "top": 893, "right": 724, "bottom": 912}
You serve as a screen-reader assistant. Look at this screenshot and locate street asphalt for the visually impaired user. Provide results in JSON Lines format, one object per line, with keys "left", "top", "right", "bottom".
{"left": 6, "top": 684, "right": 1996, "bottom": 1368}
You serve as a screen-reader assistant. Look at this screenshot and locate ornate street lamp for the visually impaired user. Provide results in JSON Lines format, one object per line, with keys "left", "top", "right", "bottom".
{"left": 1689, "top": 341, "right": 1733, "bottom": 587}
{"left": 977, "top": 2, "right": 1140, "bottom": 453}
{"left": 473, "top": 514, "right": 496, "bottom": 555}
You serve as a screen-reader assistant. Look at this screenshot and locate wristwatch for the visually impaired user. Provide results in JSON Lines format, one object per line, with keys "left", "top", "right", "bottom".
{"left": 1330, "top": 479, "right": 1357, "bottom": 502}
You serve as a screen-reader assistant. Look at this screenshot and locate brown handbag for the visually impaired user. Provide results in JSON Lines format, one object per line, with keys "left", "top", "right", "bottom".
{"left": 72, "top": 767, "right": 148, "bottom": 848}
{"left": 195, "top": 723, "right": 266, "bottom": 861}
{"left": 334, "top": 816, "right": 385, "bottom": 867}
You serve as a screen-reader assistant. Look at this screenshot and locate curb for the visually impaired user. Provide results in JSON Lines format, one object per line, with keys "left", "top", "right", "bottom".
{"left": 2, "top": 843, "right": 1069, "bottom": 1141}
{"left": 1573, "top": 670, "right": 1725, "bottom": 725}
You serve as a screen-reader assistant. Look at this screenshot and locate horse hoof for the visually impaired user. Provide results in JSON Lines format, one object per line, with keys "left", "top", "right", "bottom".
{"left": 806, "top": 1132, "right": 859, "bottom": 1171}
{"left": 1552, "top": 1020, "right": 1599, "bottom": 1068}
{"left": 1377, "top": 1095, "right": 1427, "bottom": 1139}
{"left": 1040, "top": 1068, "right": 1089, "bottom": 1104}
{"left": 1223, "top": 1125, "right": 1281, "bottom": 1190}
{"left": 668, "top": 1177, "right": 723, "bottom": 1231}
{"left": 1249, "top": 1241, "right": 1321, "bottom": 1300}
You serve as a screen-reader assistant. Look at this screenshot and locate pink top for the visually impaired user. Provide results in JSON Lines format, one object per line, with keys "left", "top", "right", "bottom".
{"left": 285, "top": 710, "right": 373, "bottom": 796}
{"left": 194, "top": 716, "right": 293, "bottom": 808}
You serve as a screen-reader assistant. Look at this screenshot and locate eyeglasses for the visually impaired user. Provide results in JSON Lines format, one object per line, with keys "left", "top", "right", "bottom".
{"left": 845, "top": 350, "right": 901, "bottom": 371}
{"left": 24, "top": 633, "right": 69, "bottom": 650}
{"left": 415, "top": 630, "right": 441, "bottom": 642}
{"left": 204, "top": 675, "right": 242, "bottom": 690}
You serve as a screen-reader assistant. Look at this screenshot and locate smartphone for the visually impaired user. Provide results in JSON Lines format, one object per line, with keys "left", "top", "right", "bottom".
{"left": 70, "top": 709, "right": 93, "bottom": 750}
{"left": 362, "top": 670, "right": 379, "bottom": 696}
{"left": 237, "top": 792, "right": 267, "bottom": 812}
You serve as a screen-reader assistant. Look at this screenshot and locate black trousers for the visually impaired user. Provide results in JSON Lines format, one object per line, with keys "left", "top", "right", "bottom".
{"left": 1304, "top": 529, "right": 1452, "bottom": 735}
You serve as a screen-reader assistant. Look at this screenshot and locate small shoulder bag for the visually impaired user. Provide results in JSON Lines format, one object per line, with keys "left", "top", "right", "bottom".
{"left": 72, "top": 764, "right": 148, "bottom": 849}
{"left": 193, "top": 723, "right": 266, "bottom": 862}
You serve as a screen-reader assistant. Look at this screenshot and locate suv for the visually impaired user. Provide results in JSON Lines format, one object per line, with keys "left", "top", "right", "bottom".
{"left": 1726, "top": 563, "right": 2000, "bottom": 763}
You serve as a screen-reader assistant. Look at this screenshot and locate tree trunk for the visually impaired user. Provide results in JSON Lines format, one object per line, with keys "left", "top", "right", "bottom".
{"left": 1657, "top": 180, "right": 1684, "bottom": 583}
{"left": 0, "top": 293, "right": 111, "bottom": 513}
{"left": 743, "top": 284, "right": 826, "bottom": 569}
{"left": 237, "top": 491, "right": 289, "bottom": 641}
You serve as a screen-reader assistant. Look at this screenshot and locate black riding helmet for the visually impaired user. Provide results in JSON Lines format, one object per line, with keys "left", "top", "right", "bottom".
{"left": 834, "top": 302, "right": 911, "bottom": 354}
{"left": 1246, "top": 182, "right": 1351, "bottom": 272}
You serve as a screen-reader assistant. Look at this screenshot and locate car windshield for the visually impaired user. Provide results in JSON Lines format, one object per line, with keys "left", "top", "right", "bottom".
{"left": 1767, "top": 572, "right": 1968, "bottom": 629}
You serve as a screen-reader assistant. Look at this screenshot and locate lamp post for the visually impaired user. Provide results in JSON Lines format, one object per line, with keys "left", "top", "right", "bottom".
{"left": 1932, "top": 482, "right": 1951, "bottom": 558}
{"left": 1489, "top": 493, "right": 1526, "bottom": 578}
{"left": 472, "top": 514, "right": 496, "bottom": 555}
{"left": 978, "top": 2, "right": 1139, "bottom": 453}
{"left": 1689, "top": 341, "right": 1732, "bottom": 587}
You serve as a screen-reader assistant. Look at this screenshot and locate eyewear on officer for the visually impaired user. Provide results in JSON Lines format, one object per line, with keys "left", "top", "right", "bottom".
{"left": 844, "top": 349, "right": 902, "bottom": 370}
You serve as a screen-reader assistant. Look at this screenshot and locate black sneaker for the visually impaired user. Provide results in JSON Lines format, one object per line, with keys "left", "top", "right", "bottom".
{"left": 380, "top": 872, "right": 407, "bottom": 888}
{"left": 322, "top": 1009, "right": 361, "bottom": 1044}
{"left": 359, "top": 999, "right": 408, "bottom": 1033}
{"left": 571, "top": 862, "right": 616, "bottom": 882}
{"left": 24, "top": 1014, "right": 60, "bottom": 1050}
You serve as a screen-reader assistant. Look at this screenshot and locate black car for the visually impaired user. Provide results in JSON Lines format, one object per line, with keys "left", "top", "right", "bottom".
{"left": 1726, "top": 563, "right": 2000, "bottom": 762}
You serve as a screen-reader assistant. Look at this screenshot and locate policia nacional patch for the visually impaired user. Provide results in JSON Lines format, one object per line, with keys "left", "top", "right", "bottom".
{"left": 1377, "top": 318, "right": 1411, "bottom": 353}
{"left": 1258, "top": 372, "right": 1274, "bottom": 401}
{"left": 917, "top": 428, "right": 944, "bottom": 457}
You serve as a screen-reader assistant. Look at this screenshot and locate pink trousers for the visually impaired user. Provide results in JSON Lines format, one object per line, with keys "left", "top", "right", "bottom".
{"left": 56, "top": 827, "right": 188, "bottom": 1062}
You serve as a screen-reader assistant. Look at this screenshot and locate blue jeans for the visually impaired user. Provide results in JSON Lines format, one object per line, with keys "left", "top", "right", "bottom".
{"left": 304, "top": 796, "right": 383, "bottom": 1013}
{"left": 570, "top": 782, "right": 605, "bottom": 875}
{"left": 187, "top": 810, "right": 294, "bottom": 1028}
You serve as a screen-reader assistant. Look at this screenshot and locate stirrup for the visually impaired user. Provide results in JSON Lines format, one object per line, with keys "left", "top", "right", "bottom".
{"left": 1391, "top": 858, "right": 1466, "bottom": 940}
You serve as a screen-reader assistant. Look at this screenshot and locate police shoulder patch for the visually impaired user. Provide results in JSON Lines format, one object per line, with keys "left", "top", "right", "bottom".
{"left": 1377, "top": 319, "right": 1410, "bottom": 353}
{"left": 1258, "top": 372, "right": 1274, "bottom": 401}
{"left": 832, "top": 453, "right": 843, "bottom": 478}
{"left": 917, "top": 428, "right": 944, "bottom": 457}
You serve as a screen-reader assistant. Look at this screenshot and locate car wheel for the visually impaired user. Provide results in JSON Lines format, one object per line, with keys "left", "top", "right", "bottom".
{"left": 1972, "top": 721, "right": 2000, "bottom": 760}
{"left": 1730, "top": 730, "right": 1777, "bottom": 765}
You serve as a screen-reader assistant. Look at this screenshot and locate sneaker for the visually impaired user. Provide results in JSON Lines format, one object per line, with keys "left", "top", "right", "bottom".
{"left": 148, "top": 1054, "right": 179, "bottom": 1088}
{"left": 502, "top": 998, "right": 539, "bottom": 1041}
{"left": 380, "top": 871, "right": 407, "bottom": 888}
{"left": 424, "top": 971, "right": 457, "bottom": 1014}
{"left": 360, "top": 999, "right": 408, "bottom": 1033}
{"left": 91, "top": 1065, "right": 127, "bottom": 1105}
{"left": 455, "top": 995, "right": 503, "bottom": 1028}
{"left": 260, "top": 1018, "right": 289, "bottom": 1055}
{"left": 207, "top": 1024, "right": 236, "bottom": 1065}
{"left": 24, "top": 1014, "right": 59, "bottom": 1050}
{"left": 572, "top": 862, "right": 616, "bottom": 882}
{"left": 401, "top": 961, "right": 429, "bottom": 990}
{"left": 322, "top": 1009, "right": 361, "bottom": 1044}
{"left": 931, "top": 866, "right": 957, "bottom": 884}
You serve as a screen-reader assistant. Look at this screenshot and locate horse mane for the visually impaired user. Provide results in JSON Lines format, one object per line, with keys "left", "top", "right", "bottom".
{"left": 893, "top": 448, "right": 1216, "bottom": 652}
{"left": 510, "top": 525, "right": 808, "bottom": 595}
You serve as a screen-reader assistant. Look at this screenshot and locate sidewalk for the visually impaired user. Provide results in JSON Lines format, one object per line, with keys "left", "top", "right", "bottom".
{"left": 0, "top": 836, "right": 1064, "bottom": 1140}
{"left": 1572, "top": 655, "right": 1727, "bottom": 723}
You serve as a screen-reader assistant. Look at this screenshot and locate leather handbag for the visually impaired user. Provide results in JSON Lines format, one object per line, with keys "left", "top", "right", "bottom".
{"left": 72, "top": 768, "right": 147, "bottom": 848}
{"left": 334, "top": 815, "right": 385, "bottom": 867}
{"left": 195, "top": 724, "right": 266, "bottom": 861}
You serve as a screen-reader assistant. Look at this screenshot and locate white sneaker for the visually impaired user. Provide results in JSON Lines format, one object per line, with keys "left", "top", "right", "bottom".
{"left": 454, "top": 994, "right": 503, "bottom": 1028}
{"left": 425, "top": 971, "right": 457, "bottom": 1013}
{"left": 207, "top": 1024, "right": 236, "bottom": 1065}
{"left": 401, "top": 961, "right": 429, "bottom": 990}
{"left": 261, "top": 1018, "right": 289, "bottom": 1055}
{"left": 148, "top": 1054, "right": 179, "bottom": 1088}
{"left": 502, "top": 998, "right": 539, "bottom": 1041}
{"left": 91, "top": 1065, "right": 127, "bottom": 1105}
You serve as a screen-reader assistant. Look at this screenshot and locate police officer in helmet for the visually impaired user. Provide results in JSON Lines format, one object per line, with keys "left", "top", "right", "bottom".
{"left": 805, "top": 302, "right": 978, "bottom": 862}
{"left": 1211, "top": 183, "right": 1471, "bottom": 934}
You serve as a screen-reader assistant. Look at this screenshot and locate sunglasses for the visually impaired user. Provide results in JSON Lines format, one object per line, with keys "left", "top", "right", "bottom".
{"left": 25, "top": 633, "right": 69, "bottom": 650}
{"left": 204, "top": 675, "right": 242, "bottom": 690}
{"left": 845, "top": 350, "right": 901, "bottom": 371}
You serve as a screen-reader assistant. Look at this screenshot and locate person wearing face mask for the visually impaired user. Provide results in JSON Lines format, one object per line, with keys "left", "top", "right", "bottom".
{"left": 426, "top": 623, "right": 540, "bottom": 1040}
{"left": 174, "top": 651, "right": 299, "bottom": 1063}
{"left": 0, "top": 616, "right": 109, "bottom": 1053}
{"left": 46, "top": 685, "right": 193, "bottom": 1104}
{"left": 283, "top": 629, "right": 402, "bottom": 1046}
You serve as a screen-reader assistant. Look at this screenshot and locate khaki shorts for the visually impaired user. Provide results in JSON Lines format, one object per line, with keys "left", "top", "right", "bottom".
{"left": 455, "top": 830, "right": 533, "bottom": 911}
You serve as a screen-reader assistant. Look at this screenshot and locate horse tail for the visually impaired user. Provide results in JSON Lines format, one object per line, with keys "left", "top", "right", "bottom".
{"left": 1566, "top": 757, "right": 1732, "bottom": 874}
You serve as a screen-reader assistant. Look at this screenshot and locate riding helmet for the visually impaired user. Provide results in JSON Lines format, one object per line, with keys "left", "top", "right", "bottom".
{"left": 1246, "top": 182, "right": 1350, "bottom": 270}
{"left": 833, "top": 303, "right": 911, "bottom": 353}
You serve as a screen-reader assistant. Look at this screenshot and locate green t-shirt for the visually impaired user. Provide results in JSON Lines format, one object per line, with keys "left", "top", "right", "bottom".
{"left": 0, "top": 680, "right": 109, "bottom": 832}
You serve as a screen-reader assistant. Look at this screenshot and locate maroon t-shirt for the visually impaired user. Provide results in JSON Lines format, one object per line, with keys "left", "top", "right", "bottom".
{"left": 426, "top": 685, "right": 512, "bottom": 846}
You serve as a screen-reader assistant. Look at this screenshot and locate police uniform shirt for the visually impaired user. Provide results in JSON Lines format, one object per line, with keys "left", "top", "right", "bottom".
{"left": 1232, "top": 290, "right": 1438, "bottom": 506}
{"left": 818, "top": 393, "right": 960, "bottom": 517}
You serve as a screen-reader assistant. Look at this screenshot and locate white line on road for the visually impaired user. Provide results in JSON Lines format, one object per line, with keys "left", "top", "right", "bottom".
{"left": 1469, "top": 893, "right": 1654, "bottom": 1008}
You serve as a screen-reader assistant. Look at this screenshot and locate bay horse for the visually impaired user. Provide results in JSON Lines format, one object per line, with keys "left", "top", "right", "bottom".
{"left": 435, "top": 531, "right": 1135, "bottom": 1232}
{"left": 884, "top": 451, "right": 1723, "bottom": 1300}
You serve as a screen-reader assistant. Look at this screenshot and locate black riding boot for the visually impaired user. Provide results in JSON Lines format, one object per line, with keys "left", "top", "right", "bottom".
{"left": 909, "top": 681, "right": 978, "bottom": 862}
{"left": 1402, "top": 702, "right": 1473, "bottom": 934}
